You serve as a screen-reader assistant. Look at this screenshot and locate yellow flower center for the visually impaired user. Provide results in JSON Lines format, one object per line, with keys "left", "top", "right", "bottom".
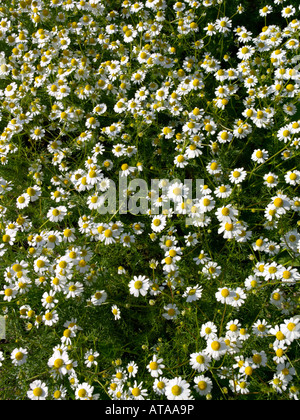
{"left": 78, "top": 389, "right": 87, "bottom": 398}
{"left": 149, "top": 361, "right": 158, "bottom": 370}
{"left": 273, "top": 198, "right": 283, "bottom": 208}
{"left": 276, "top": 331, "right": 285, "bottom": 341}
{"left": 15, "top": 352, "right": 24, "bottom": 361}
{"left": 54, "top": 359, "right": 63, "bottom": 369}
{"left": 33, "top": 388, "right": 43, "bottom": 397}
{"left": 104, "top": 229, "right": 113, "bottom": 238}
{"left": 221, "top": 207, "right": 230, "bottom": 216}
{"left": 171, "top": 385, "right": 182, "bottom": 396}
{"left": 27, "top": 187, "right": 36, "bottom": 196}
{"left": 221, "top": 289, "right": 229, "bottom": 297}
{"left": 177, "top": 155, "right": 185, "bottom": 163}
{"left": 52, "top": 209, "right": 60, "bottom": 217}
{"left": 131, "top": 387, "right": 141, "bottom": 397}
{"left": 287, "top": 322, "right": 295, "bottom": 331}
{"left": 245, "top": 366, "right": 253, "bottom": 376}
{"left": 134, "top": 281, "right": 143, "bottom": 290}
{"left": 168, "top": 308, "right": 176, "bottom": 317}
{"left": 253, "top": 354, "right": 262, "bottom": 364}
{"left": 198, "top": 381, "right": 207, "bottom": 391}
{"left": 5, "top": 288, "right": 13, "bottom": 296}
{"left": 203, "top": 198, "right": 210, "bottom": 206}
{"left": 157, "top": 381, "right": 165, "bottom": 390}
{"left": 257, "top": 324, "right": 265, "bottom": 332}
{"left": 36, "top": 260, "right": 45, "bottom": 268}
{"left": 211, "top": 341, "right": 221, "bottom": 351}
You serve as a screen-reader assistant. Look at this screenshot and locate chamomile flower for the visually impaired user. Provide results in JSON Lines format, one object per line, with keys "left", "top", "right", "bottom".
{"left": 216, "top": 205, "right": 238, "bottom": 223}
{"left": 151, "top": 215, "right": 167, "bottom": 233}
{"left": 153, "top": 377, "right": 168, "bottom": 396}
{"left": 189, "top": 352, "right": 211, "bottom": 372}
{"left": 47, "top": 206, "right": 67, "bottom": 222}
{"left": 128, "top": 381, "right": 148, "bottom": 400}
{"left": 111, "top": 305, "right": 121, "bottom": 320}
{"left": 43, "top": 310, "right": 59, "bottom": 327}
{"left": 62, "top": 228, "right": 76, "bottom": 243}
{"left": 264, "top": 172, "right": 279, "bottom": 188}
{"left": 229, "top": 168, "right": 247, "bottom": 184}
{"left": 75, "top": 383, "right": 94, "bottom": 400}
{"left": 64, "top": 282, "right": 84, "bottom": 299}
{"left": 1, "top": 284, "right": 17, "bottom": 301}
{"left": 11, "top": 348, "right": 28, "bottom": 366}
{"left": 48, "top": 350, "right": 70, "bottom": 377}
{"left": 281, "top": 318, "right": 300, "bottom": 342}
{"left": 237, "top": 45, "right": 255, "bottom": 60}
{"left": 282, "top": 5, "right": 296, "bottom": 18}
{"left": 204, "top": 22, "right": 217, "bottom": 36}
{"left": 167, "top": 182, "right": 189, "bottom": 204}
{"left": 52, "top": 386, "right": 67, "bottom": 400}
{"left": 0, "top": 0, "right": 299, "bottom": 403}
{"left": 84, "top": 350, "right": 99, "bottom": 368}
{"left": 251, "top": 149, "right": 269, "bottom": 164}
{"left": 26, "top": 185, "right": 42, "bottom": 202}
{"left": 16, "top": 193, "right": 30, "bottom": 209}
{"left": 33, "top": 256, "right": 49, "bottom": 273}
{"left": 269, "top": 375, "right": 288, "bottom": 394}
{"left": 120, "top": 232, "right": 135, "bottom": 247}
{"left": 271, "top": 193, "right": 291, "bottom": 215}
{"left": 120, "top": 163, "right": 135, "bottom": 177}
{"left": 183, "top": 285, "right": 203, "bottom": 302}
{"left": 129, "top": 275, "right": 150, "bottom": 297}
{"left": 285, "top": 170, "right": 300, "bottom": 186}
{"left": 230, "top": 287, "right": 247, "bottom": 308}
{"left": 147, "top": 355, "right": 165, "bottom": 378}
{"left": 41, "top": 290, "right": 58, "bottom": 310}
{"left": 252, "top": 319, "right": 271, "bottom": 337}
{"left": 165, "top": 377, "right": 192, "bottom": 400}
{"left": 215, "top": 17, "right": 232, "bottom": 34}
{"left": 204, "top": 338, "right": 227, "bottom": 360}
{"left": 162, "top": 304, "right": 179, "bottom": 320}
{"left": 87, "top": 193, "right": 105, "bottom": 210}
{"left": 259, "top": 5, "right": 273, "bottom": 17}
{"left": 202, "top": 261, "right": 222, "bottom": 279}
{"left": 200, "top": 322, "right": 218, "bottom": 340}
{"left": 194, "top": 375, "right": 213, "bottom": 396}
{"left": 214, "top": 184, "right": 232, "bottom": 199}
{"left": 199, "top": 195, "right": 215, "bottom": 212}
{"left": 91, "top": 290, "right": 107, "bottom": 306}
{"left": 277, "top": 362, "right": 295, "bottom": 383}
{"left": 30, "top": 127, "right": 45, "bottom": 141}
{"left": 174, "top": 154, "right": 188, "bottom": 168}
{"left": 27, "top": 381, "right": 48, "bottom": 400}
{"left": 215, "top": 287, "right": 235, "bottom": 305}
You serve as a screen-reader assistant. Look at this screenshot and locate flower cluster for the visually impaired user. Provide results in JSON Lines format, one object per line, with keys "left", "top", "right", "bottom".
{"left": 0, "top": 0, "right": 299, "bottom": 400}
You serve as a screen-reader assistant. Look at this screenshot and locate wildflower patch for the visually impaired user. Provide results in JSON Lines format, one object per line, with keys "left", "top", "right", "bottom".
{"left": 0, "top": 0, "right": 299, "bottom": 401}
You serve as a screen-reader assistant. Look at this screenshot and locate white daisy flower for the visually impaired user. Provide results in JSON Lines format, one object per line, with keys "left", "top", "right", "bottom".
{"left": 27, "top": 380, "right": 48, "bottom": 400}
{"left": 129, "top": 275, "right": 150, "bottom": 297}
